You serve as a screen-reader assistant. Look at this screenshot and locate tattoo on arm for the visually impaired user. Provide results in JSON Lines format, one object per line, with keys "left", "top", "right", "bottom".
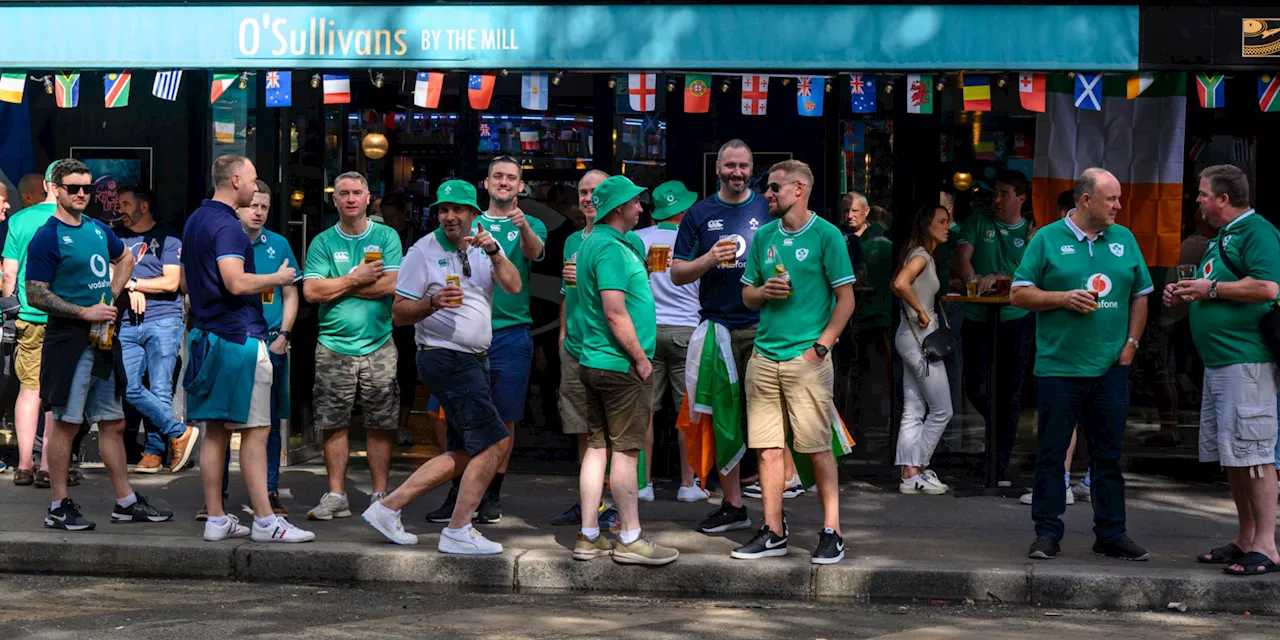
{"left": 26, "top": 280, "right": 85, "bottom": 319}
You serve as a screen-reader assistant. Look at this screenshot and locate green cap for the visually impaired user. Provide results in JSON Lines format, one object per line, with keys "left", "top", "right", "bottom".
{"left": 651, "top": 181, "right": 696, "bottom": 221}
{"left": 590, "top": 175, "right": 646, "bottom": 224}
{"left": 433, "top": 180, "right": 480, "bottom": 212}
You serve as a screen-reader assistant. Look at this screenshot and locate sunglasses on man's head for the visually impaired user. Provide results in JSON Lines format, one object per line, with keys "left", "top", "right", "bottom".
{"left": 58, "top": 183, "right": 91, "bottom": 195}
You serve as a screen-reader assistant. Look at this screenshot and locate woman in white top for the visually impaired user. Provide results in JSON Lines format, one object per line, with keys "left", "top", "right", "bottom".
{"left": 890, "top": 205, "right": 955, "bottom": 495}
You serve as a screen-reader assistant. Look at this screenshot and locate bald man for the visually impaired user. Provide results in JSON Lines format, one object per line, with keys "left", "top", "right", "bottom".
{"left": 17, "top": 174, "right": 46, "bottom": 210}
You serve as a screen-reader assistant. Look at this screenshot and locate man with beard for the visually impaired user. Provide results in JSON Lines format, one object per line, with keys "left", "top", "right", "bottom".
{"left": 362, "top": 180, "right": 520, "bottom": 554}
{"left": 671, "top": 139, "right": 769, "bottom": 535}
{"left": 734, "top": 160, "right": 855, "bottom": 564}
{"left": 184, "top": 155, "right": 312, "bottom": 543}
{"left": 24, "top": 158, "right": 168, "bottom": 529}
{"left": 115, "top": 185, "right": 198, "bottom": 475}
{"left": 303, "top": 172, "right": 402, "bottom": 521}
{"left": 425, "top": 157, "right": 546, "bottom": 525}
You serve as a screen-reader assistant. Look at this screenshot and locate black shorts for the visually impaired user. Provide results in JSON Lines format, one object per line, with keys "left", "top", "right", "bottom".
{"left": 415, "top": 348, "right": 509, "bottom": 457}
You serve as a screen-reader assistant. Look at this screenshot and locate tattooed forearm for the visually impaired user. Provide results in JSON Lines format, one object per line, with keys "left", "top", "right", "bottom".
{"left": 26, "top": 280, "right": 86, "bottom": 319}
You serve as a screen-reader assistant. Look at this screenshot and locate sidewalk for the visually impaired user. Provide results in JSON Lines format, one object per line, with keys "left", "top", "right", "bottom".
{"left": 0, "top": 463, "right": 1276, "bottom": 613}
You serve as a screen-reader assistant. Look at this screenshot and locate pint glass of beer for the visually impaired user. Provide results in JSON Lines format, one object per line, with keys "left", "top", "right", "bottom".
{"left": 965, "top": 276, "right": 979, "bottom": 298}
{"left": 994, "top": 275, "right": 1012, "bottom": 298}
{"left": 364, "top": 248, "right": 383, "bottom": 263}
{"left": 648, "top": 244, "right": 671, "bottom": 273}
{"left": 717, "top": 235, "right": 737, "bottom": 267}
{"left": 1177, "top": 264, "right": 1197, "bottom": 301}
{"left": 445, "top": 274, "right": 462, "bottom": 306}
{"left": 563, "top": 260, "right": 576, "bottom": 288}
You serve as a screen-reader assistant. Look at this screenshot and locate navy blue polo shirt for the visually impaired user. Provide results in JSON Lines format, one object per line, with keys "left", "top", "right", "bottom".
{"left": 117, "top": 224, "right": 183, "bottom": 325}
{"left": 182, "top": 199, "right": 267, "bottom": 343}
{"left": 672, "top": 193, "right": 768, "bottom": 329}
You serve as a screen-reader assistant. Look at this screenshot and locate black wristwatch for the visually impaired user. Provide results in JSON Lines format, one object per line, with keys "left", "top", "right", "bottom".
{"left": 279, "top": 330, "right": 292, "bottom": 342}
{"left": 485, "top": 247, "right": 501, "bottom": 257}
{"left": 812, "top": 343, "right": 830, "bottom": 358}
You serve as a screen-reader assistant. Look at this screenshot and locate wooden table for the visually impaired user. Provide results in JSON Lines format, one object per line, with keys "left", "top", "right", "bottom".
{"left": 941, "top": 294, "right": 1012, "bottom": 490}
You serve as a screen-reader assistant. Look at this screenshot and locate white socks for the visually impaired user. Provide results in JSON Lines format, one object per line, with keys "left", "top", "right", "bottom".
{"left": 375, "top": 501, "right": 399, "bottom": 516}
{"left": 443, "top": 523, "right": 473, "bottom": 536}
{"left": 254, "top": 515, "right": 276, "bottom": 528}
{"left": 117, "top": 493, "right": 137, "bottom": 509}
{"left": 581, "top": 527, "right": 600, "bottom": 542}
{"left": 620, "top": 528, "right": 641, "bottom": 545}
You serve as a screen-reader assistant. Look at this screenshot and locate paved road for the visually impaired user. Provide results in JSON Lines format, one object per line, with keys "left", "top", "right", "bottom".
{"left": 0, "top": 575, "right": 1273, "bottom": 639}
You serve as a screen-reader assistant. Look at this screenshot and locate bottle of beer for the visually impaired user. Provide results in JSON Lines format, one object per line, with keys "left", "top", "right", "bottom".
{"left": 770, "top": 244, "right": 792, "bottom": 297}
{"left": 90, "top": 293, "right": 114, "bottom": 350}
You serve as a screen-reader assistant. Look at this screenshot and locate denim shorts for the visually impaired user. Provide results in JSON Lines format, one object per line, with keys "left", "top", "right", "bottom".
{"left": 487, "top": 326, "right": 533, "bottom": 423}
{"left": 418, "top": 348, "right": 509, "bottom": 457}
{"left": 52, "top": 348, "right": 124, "bottom": 425}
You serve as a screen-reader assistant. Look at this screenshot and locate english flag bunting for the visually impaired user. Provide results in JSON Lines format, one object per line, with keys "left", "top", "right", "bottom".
{"left": 414, "top": 72, "right": 443, "bottom": 109}
{"left": 628, "top": 73, "right": 656, "bottom": 112}
{"left": 54, "top": 73, "right": 79, "bottom": 108}
{"left": 468, "top": 74, "right": 495, "bottom": 109}
{"left": 153, "top": 70, "right": 183, "bottom": 101}
{"left": 1127, "top": 73, "right": 1154, "bottom": 99}
{"left": 848, "top": 74, "right": 875, "bottom": 113}
{"left": 210, "top": 73, "right": 237, "bottom": 104}
{"left": 522, "top": 73, "right": 549, "bottom": 110}
{"left": 684, "top": 74, "right": 711, "bottom": 113}
{"left": 0, "top": 73, "right": 24, "bottom": 104}
{"left": 1074, "top": 73, "right": 1102, "bottom": 111}
{"left": 906, "top": 74, "right": 932, "bottom": 114}
{"left": 796, "top": 76, "right": 823, "bottom": 116}
{"left": 323, "top": 74, "right": 351, "bottom": 105}
{"left": 1196, "top": 73, "right": 1224, "bottom": 108}
{"left": 1259, "top": 73, "right": 1280, "bottom": 112}
{"left": 104, "top": 72, "right": 131, "bottom": 108}
{"left": 962, "top": 73, "right": 991, "bottom": 111}
{"left": 1018, "top": 72, "right": 1045, "bottom": 112}
{"left": 741, "top": 75, "right": 768, "bottom": 115}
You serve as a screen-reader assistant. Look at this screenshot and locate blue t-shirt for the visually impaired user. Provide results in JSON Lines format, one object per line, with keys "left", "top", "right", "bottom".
{"left": 116, "top": 225, "right": 183, "bottom": 325}
{"left": 26, "top": 215, "right": 124, "bottom": 309}
{"left": 181, "top": 199, "right": 267, "bottom": 343}
{"left": 250, "top": 229, "right": 299, "bottom": 332}
{"left": 672, "top": 192, "right": 768, "bottom": 329}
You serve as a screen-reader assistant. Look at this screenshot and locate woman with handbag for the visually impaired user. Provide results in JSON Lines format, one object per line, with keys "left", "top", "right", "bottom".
{"left": 891, "top": 205, "right": 956, "bottom": 495}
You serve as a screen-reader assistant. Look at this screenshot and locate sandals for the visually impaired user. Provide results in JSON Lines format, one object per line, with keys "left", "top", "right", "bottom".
{"left": 1197, "top": 542, "right": 1246, "bottom": 564}
{"left": 1223, "top": 551, "right": 1278, "bottom": 576}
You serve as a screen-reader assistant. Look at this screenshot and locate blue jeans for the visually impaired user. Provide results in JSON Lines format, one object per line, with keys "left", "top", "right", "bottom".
{"left": 120, "top": 318, "right": 186, "bottom": 455}
{"left": 962, "top": 313, "right": 1035, "bottom": 475}
{"left": 221, "top": 350, "right": 288, "bottom": 497}
{"left": 1033, "top": 365, "right": 1130, "bottom": 542}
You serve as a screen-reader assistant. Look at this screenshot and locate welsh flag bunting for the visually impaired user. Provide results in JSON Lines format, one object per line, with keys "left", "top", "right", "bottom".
{"left": 906, "top": 74, "right": 932, "bottom": 114}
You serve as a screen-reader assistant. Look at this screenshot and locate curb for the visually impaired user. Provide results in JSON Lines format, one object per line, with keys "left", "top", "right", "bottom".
{"left": 1, "top": 532, "right": 1277, "bottom": 613}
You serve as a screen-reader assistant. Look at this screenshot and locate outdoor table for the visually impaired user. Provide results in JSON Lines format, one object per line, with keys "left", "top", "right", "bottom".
{"left": 941, "top": 293, "right": 1012, "bottom": 491}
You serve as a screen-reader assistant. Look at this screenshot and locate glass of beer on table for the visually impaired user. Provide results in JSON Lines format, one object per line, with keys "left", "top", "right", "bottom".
{"left": 648, "top": 244, "right": 671, "bottom": 273}
{"left": 994, "top": 274, "right": 1012, "bottom": 298}
{"left": 717, "top": 235, "right": 737, "bottom": 267}
{"left": 1177, "top": 264, "right": 1197, "bottom": 300}
{"left": 965, "top": 275, "right": 979, "bottom": 297}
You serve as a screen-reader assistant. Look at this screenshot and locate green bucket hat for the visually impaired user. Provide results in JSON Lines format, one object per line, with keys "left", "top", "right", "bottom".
{"left": 651, "top": 181, "right": 696, "bottom": 221}
{"left": 590, "top": 175, "right": 646, "bottom": 224}
{"left": 433, "top": 179, "right": 480, "bottom": 212}
{"left": 45, "top": 161, "right": 57, "bottom": 182}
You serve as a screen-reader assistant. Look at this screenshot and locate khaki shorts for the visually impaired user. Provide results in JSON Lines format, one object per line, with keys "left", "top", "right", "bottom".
{"left": 15, "top": 319, "right": 45, "bottom": 391}
{"left": 224, "top": 341, "right": 272, "bottom": 430}
{"left": 745, "top": 351, "right": 834, "bottom": 454}
{"left": 1200, "top": 362, "right": 1278, "bottom": 468}
{"left": 558, "top": 345, "right": 590, "bottom": 435}
{"left": 580, "top": 364, "right": 653, "bottom": 452}
{"left": 313, "top": 340, "right": 400, "bottom": 431}
{"left": 652, "top": 324, "right": 694, "bottom": 409}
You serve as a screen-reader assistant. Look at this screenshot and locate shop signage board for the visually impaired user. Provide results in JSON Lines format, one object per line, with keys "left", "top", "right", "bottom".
{"left": 0, "top": 4, "right": 1138, "bottom": 70}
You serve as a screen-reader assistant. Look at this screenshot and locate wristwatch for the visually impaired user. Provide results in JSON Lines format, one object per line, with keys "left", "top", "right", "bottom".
{"left": 812, "top": 343, "right": 830, "bottom": 358}
{"left": 485, "top": 247, "right": 501, "bottom": 257}
{"left": 279, "top": 330, "right": 292, "bottom": 343}
{"left": 1126, "top": 337, "right": 1139, "bottom": 349}
{"left": 127, "top": 278, "right": 138, "bottom": 292}
{"left": 1207, "top": 281, "right": 1219, "bottom": 300}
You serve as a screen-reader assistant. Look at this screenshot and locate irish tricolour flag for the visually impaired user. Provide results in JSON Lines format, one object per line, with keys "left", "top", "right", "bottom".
{"left": 1032, "top": 73, "right": 1186, "bottom": 266}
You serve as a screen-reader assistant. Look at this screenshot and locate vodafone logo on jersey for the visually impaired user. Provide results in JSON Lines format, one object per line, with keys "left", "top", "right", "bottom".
{"left": 1087, "top": 273, "right": 1120, "bottom": 309}
{"left": 1203, "top": 259, "right": 1214, "bottom": 278}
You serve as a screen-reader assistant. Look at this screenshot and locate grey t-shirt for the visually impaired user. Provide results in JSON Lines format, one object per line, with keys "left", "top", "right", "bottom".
{"left": 901, "top": 246, "right": 940, "bottom": 326}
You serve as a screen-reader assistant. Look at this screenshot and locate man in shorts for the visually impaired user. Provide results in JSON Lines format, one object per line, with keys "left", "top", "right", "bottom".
{"left": 302, "top": 171, "right": 402, "bottom": 521}
{"left": 184, "top": 155, "right": 312, "bottom": 543}
{"left": 424, "top": 157, "right": 546, "bottom": 524}
{"left": 362, "top": 180, "right": 519, "bottom": 554}
{"left": 635, "top": 180, "right": 708, "bottom": 503}
{"left": 573, "top": 175, "right": 678, "bottom": 566}
{"left": 1168, "top": 165, "right": 1280, "bottom": 576}
{"left": 25, "top": 158, "right": 172, "bottom": 529}
{"left": 734, "top": 160, "right": 855, "bottom": 565}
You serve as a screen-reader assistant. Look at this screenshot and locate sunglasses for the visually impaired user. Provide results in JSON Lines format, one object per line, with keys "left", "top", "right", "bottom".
{"left": 766, "top": 180, "right": 802, "bottom": 193}
{"left": 456, "top": 249, "right": 472, "bottom": 279}
{"left": 58, "top": 183, "right": 92, "bottom": 195}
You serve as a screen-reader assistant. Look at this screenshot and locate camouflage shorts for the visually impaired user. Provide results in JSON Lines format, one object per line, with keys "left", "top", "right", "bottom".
{"left": 313, "top": 340, "right": 400, "bottom": 431}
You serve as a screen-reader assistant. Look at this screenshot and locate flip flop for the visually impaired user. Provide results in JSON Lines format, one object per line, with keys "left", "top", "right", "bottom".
{"left": 1223, "top": 551, "right": 1278, "bottom": 576}
{"left": 1197, "top": 542, "right": 1246, "bottom": 564}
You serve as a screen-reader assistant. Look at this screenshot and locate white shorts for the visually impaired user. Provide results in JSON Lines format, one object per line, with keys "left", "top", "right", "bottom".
{"left": 224, "top": 341, "right": 273, "bottom": 430}
{"left": 1200, "top": 362, "right": 1278, "bottom": 468}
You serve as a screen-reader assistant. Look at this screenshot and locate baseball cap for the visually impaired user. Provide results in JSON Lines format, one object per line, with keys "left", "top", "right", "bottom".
{"left": 651, "top": 181, "right": 696, "bottom": 221}
{"left": 590, "top": 175, "right": 646, "bottom": 224}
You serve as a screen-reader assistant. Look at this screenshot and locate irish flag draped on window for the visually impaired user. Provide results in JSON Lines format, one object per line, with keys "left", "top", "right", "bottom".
{"left": 1032, "top": 73, "right": 1186, "bottom": 267}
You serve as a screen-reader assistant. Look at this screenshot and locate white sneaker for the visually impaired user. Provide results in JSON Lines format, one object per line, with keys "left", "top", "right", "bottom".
{"left": 362, "top": 503, "right": 418, "bottom": 545}
{"left": 203, "top": 514, "right": 251, "bottom": 541}
{"left": 677, "top": 483, "right": 711, "bottom": 503}
{"left": 1070, "top": 482, "right": 1091, "bottom": 503}
{"left": 439, "top": 526, "right": 503, "bottom": 555}
{"left": 307, "top": 492, "right": 352, "bottom": 520}
{"left": 637, "top": 486, "right": 655, "bottom": 502}
{"left": 252, "top": 516, "right": 316, "bottom": 543}
{"left": 920, "top": 470, "right": 950, "bottom": 494}
{"left": 899, "top": 472, "right": 948, "bottom": 495}
{"left": 1020, "top": 487, "right": 1075, "bottom": 505}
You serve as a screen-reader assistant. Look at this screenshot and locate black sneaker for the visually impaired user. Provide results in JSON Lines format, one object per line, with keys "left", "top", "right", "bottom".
{"left": 812, "top": 528, "right": 845, "bottom": 565}
{"left": 474, "top": 490, "right": 502, "bottom": 524}
{"left": 697, "top": 503, "right": 752, "bottom": 534}
{"left": 1093, "top": 535, "right": 1149, "bottom": 561}
{"left": 111, "top": 495, "right": 174, "bottom": 523}
{"left": 730, "top": 524, "right": 788, "bottom": 559}
{"left": 425, "top": 482, "right": 476, "bottom": 523}
{"left": 45, "top": 498, "right": 96, "bottom": 531}
{"left": 1028, "top": 535, "right": 1061, "bottom": 559}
